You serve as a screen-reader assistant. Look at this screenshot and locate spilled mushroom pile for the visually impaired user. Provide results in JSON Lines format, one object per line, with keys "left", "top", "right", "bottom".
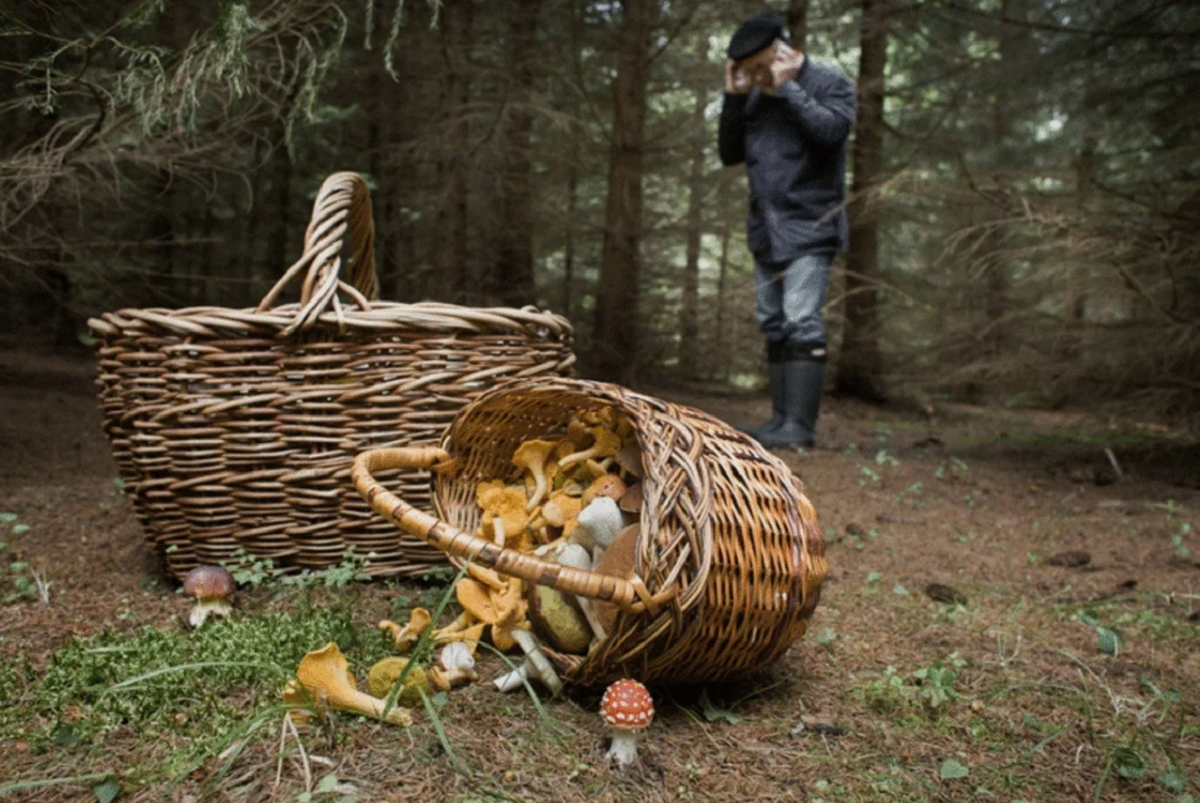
{"left": 280, "top": 406, "right": 646, "bottom": 737}
{"left": 377, "top": 405, "right": 644, "bottom": 694}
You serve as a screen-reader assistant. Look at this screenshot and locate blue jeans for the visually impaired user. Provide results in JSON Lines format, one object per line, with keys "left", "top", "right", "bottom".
{"left": 754, "top": 253, "right": 832, "bottom": 350}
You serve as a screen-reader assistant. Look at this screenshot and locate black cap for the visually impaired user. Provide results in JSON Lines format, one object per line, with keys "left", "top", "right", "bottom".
{"left": 727, "top": 11, "right": 786, "bottom": 61}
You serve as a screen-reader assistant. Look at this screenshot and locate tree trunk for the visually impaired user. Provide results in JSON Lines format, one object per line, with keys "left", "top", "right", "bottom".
{"left": 592, "top": 0, "right": 653, "bottom": 382}
{"left": 264, "top": 127, "right": 292, "bottom": 287}
{"left": 492, "top": 0, "right": 542, "bottom": 307}
{"left": 979, "top": 0, "right": 1026, "bottom": 352}
{"left": 836, "top": 0, "right": 888, "bottom": 402}
{"left": 716, "top": 225, "right": 732, "bottom": 381}
{"left": 561, "top": 0, "right": 584, "bottom": 320}
{"left": 437, "top": 0, "right": 473, "bottom": 299}
{"left": 787, "top": 0, "right": 809, "bottom": 51}
{"left": 678, "top": 38, "right": 709, "bottom": 379}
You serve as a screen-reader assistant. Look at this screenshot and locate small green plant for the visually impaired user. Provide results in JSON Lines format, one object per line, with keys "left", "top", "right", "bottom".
{"left": 934, "top": 457, "right": 969, "bottom": 482}
{"left": 912, "top": 653, "right": 964, "bottom": 709}
{"left": 1170, "top": 521, "right": 1192, "bottom": 560}
{"left": 0, "top": 541, "right": 49, "bottom": 604}
{"left": 858, "top": 465, "right": 881, "bottom": 487}
{"left": 863, "top": 666, "right": 911, "bottom": 712}
{"left": 875, "top": 449, "right": 900, "bottom": 467}
{"left": 896, "top": 482, "right": 923, "bottom": 505}
{"left": 1076, "top": 610, "right": 1124, "bottom": 656}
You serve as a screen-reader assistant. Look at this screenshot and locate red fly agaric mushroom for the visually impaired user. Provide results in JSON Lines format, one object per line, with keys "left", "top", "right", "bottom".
{"left": 600, "top": 679, "right": 654, "bottom": 766}
{"left": 182, "top": 565, "right": 235, "bottom": 628}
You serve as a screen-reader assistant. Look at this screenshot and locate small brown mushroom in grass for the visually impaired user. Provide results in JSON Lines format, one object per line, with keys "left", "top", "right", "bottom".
{"left": 182, "top": 565, "right": 235, "bottom": 628}
{"left": 601, "top": 679, "right": 654, "bottom": 766}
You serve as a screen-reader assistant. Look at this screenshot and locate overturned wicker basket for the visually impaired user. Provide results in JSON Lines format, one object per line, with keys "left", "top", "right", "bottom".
{"left": 89, "top": 172, "right": 574, "bottom": 580}
{"left": 352, "top": 378, "right": 827, "bottom": 686}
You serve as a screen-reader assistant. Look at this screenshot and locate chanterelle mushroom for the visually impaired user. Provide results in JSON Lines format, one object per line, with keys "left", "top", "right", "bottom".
{"left": 378, "top": 607, "right": 432, "bottom": 653}
{"left": 558, "top": 428, "right": 621, "bottom": 470}
{"left": 182, "top": 565, "right": 235, "bottom": 628}
{"left": 600, "top": 679, "right": 654, "bottom": 766}
{"left": 283, "top": 643, "right": 412, "bottom": 726}
{"left": 476, "top": 481, "right": 530, "bottom": 547}
{"left": 513, "top": 439, "right": 557, "bottom": 510}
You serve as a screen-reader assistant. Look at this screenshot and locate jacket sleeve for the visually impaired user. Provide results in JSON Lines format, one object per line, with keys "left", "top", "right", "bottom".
{"left": 718, "top": 93, "right": 748, "bottom": 166}
{"left": 777, "top": 63, "right": 856, "bottom": 147}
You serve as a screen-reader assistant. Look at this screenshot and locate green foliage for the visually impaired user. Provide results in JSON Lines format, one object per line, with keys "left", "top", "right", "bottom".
{"left": 863, "top": 654, "right": 966, "bottom": 714}
{"left": 1076, "top": 610, "right": 1125, "bottom": 656}
{"left": 938, "top": 758, "right": 970, "bottom": 780}
{"left": 0, "top": 608, "right": 362, "bottom": 751}
{"left": 218, "top": 548, "right": 372, "bottom": 591}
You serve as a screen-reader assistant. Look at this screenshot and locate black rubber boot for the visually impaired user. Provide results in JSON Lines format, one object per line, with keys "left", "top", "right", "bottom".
{"left": 737, "top": 341, "right": 785, "bottom": 439}
{"left": 758, "top": 353, "right": 826, "bottom": 449}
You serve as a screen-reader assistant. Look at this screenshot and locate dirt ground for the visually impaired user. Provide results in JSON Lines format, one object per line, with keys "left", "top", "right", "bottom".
{"left": 1, "top": 347, "right": 1198, "bottom": 803}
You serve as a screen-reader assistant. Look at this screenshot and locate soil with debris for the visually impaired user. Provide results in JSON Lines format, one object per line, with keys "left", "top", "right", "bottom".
{"left": 1, "top": 348, "right": 1198, "bottom": 803}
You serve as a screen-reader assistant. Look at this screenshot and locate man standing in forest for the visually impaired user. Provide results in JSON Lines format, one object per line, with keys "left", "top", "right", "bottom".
{"left": 719, "top": 10, "right": 856, "bottom": 449}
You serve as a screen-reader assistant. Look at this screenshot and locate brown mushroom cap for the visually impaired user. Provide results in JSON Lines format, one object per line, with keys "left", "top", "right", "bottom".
{"left": 600, "top": 679, "right": 654, "bottom": 730}
{"left": 182, "top": 565, "right": 235, "bottom": 601}
{"left": 582, "top": 473, "right": 628, "bottom": 507}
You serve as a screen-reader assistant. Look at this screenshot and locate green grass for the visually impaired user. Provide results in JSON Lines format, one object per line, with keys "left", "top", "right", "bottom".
{"left": 0, "top": 605, "right": 390, "bottom": 781}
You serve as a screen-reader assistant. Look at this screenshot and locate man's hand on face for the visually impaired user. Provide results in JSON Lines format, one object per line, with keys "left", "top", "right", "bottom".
{"left": 764, "top": 44, "right": 806, "bottom": 94}
{"left": 725, "top": 59, "right": 752, "bottom": 95}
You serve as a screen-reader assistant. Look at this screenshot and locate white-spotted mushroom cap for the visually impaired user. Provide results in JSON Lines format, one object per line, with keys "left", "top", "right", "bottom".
{"left": 600, "top": 679, "right": 654, "bottom": 732}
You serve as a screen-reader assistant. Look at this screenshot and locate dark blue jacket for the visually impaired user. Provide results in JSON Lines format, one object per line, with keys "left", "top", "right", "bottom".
{"left": 719, "top": 58, "right": 857, "bottom": 264}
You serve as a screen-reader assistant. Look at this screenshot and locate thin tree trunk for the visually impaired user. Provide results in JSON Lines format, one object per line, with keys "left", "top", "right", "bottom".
{"left": 493, "top": 0, "right": 542, "bottom": 307}
{"left": 561, "top": 0, "right": 584, "bottom": 320}
{"left": 716, "top": 225, "right": 732, "bottom": 381}
{"left": 980, "top": 0, "right": 1025, "bottom": 351}
{"left": 787, "top": 0, "right": 809, "bottom": 51}
{"left": 593, "top": 0, "right": 653, "bottom": 382}
{"left": 836, "top": 0, "right": 888, "bottom": 402}
{"left": 438, "top": 0, "right": 473, "bottom": 298}
{"left": 265, "top": 126, "right": 292, "bottom": 287}
{"left": 678, "top": 38, "right": 710, "bottom": 378}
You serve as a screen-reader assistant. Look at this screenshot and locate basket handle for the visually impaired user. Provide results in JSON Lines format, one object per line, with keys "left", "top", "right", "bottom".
{"left": 352, "top": 447, "right": 675, "bottom": 615}
{"left": 256, "top": 171, "right": 380, "bottom": 335}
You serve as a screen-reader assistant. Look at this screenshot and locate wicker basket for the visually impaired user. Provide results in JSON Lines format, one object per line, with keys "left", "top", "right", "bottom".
{"left": 89, "top": 172, "right": 574, "bottom": 580}
{"left": 351, "top": 378, "right": 827, "bottom": 686}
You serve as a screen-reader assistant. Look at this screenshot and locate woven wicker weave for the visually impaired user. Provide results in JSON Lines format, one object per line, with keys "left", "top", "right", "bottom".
{"left": 89, "top": 172, "right": 574, "bottom": 580}
{"left": 352, "top": 378, "right": 827, "bottom": 686}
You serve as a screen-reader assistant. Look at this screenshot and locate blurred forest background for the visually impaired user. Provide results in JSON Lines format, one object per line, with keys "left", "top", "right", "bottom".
{"left": 2, "top": 0, "right": 1198, "bottom": 423}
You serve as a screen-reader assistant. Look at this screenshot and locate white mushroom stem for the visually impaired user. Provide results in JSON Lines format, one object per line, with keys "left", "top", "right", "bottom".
{"left": 572, "top": 497, "right": 623, "bottom": 555}
{"left": 511, "top": 629, "right": 563, "bottom": 694}
{"left": 606, "top": 727, "right": 641, "bottom": 766}
{"left": 492, "top": 658, "right": 537, "bottom": 692}
{"left": 492, "top": 515, "right": 506, "bottom": 546}
{"left": 188, "top": 598, "right": 232, "bottom": 628}
{"left": 555, "top": 543, "right": 607, "bottom": 642}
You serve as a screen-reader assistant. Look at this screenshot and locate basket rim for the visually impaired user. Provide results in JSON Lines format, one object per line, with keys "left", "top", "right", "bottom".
{"left": 87, "top": 300, "right": 573, "bottom": 340}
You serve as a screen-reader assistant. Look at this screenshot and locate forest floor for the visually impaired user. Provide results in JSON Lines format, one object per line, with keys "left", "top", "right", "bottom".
{"left": 1, "top": 347, "right": 1199, "bottom": 803}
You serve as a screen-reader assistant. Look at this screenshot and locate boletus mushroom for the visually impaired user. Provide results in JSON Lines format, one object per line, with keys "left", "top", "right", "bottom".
{"left": 181, "top": 565, "right": 235, "bottom": 628}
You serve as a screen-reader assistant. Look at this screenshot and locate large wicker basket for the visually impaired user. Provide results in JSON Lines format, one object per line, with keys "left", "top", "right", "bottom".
{"left": 89, "top": 172, "right": 574, "bottom": 580}
{"left": 352, "top": 378, "right": 827, "bottom": 686}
